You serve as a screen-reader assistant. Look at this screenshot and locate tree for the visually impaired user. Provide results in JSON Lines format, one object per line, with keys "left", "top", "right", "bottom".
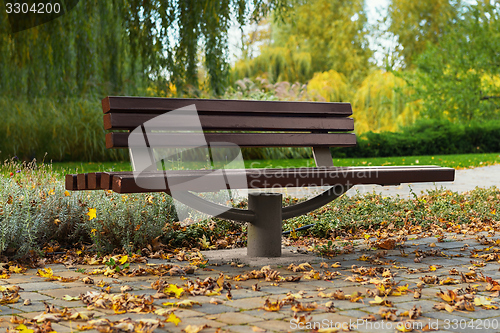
{"left": 406, "top": 2, "right": 500, "bottom": 122}
{"left": 0, "top": 0, "right": 289, "bottom": 98}
{"left": 232, "top": 0, "right": 372, "bottom": 84}
{"left": 386, "top": 0, "right": 462, "bottom": 68}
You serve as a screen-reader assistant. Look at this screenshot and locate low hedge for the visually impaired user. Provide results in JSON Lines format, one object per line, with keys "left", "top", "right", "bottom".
{"left": 332, "top": 119, "right": 500, "bottom": 158}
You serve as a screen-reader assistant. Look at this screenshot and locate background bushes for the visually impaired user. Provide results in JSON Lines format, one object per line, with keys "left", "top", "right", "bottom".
{"left": 333, "top": 119, "right": 500, "bottom": 158}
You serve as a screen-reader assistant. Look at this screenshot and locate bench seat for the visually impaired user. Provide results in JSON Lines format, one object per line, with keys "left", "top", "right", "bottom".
{"left": 66, "top": 165, "right": 454, "bottom": 194}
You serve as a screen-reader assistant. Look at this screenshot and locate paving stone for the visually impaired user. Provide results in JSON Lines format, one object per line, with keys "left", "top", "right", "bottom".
{"left": 307, "top": 312, "right": 358, "bottom": 329}
{"left": 195, "top": 303, "right": 240, "bottom": 314}
{"left": 225, "top": 297, "right": 267, "bottom": 310}
{"left": 0, "top": 305, "right": 22, "bottom": 315}
{"left": 396, "top": 299, "right": 440, "bottom": 312}
{"left": 208, "top": 312, "right": 259, "bottom": 325}
{"left": 244, "top": 309, "right": 287, "bottom": 320}
{"left": 48, "top": 298, "right": 88, "bottom": 308}
{"left": 18, "top": 291, "right": 53, "bottom": 301}
{"left": 171, "top": 308, "right": 205, "bottom": 318}
{"left": 337, "top": 309, "right": 370, "bottom": 318}
{"left": 224, "top": 325, "right": 262, "bottom": 333}
{"left": 453, "top": 310, "right": 500, "bottom": 319}
{"left": 2, "top": 276, "right": 46, "bottom": 284}
{"left": 15, "top": 281, "right": 63, "bottom": 292}
{"left": 252, "top": 319, "right": 293, "bottom": 332}
{"left": 227, "top": 288, "right": 268, "bottom": 300}
{"left": 332, "top": 300, "right": 370, "bottom": 311}
{"left": 256, "top": 286, "right": 292, "bottom": 295}
{"left": 9, "top": 301, "right": 48, "bottom": 313}
{"left": 38, "top": 286, "right": 94, "bottom": 298}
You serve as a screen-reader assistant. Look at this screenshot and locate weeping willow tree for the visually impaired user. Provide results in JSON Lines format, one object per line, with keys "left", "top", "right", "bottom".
{"left": 352, "top": 70, "right": 420, "bottom": 133}
{"left": 0, "top": 0, "right": 291, "bottom": 98}
{"left": 306, "top": 70, "right": 352, "bottom": 103}
{"left": 231, "top": 0, "right": 372, "bottom": 84}
{"left": 0, "top": 0, "right": 293, "bottom": 161}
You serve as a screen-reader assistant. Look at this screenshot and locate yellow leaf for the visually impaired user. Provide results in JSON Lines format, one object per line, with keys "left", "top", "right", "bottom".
{"left": 164, "top": 284, "right": 184, "bottom": 298}
{"left": 474, "top": 296, "right": 499, "bottom": 309}
{"left": 16, "top": 324, "right": 34, "bottom": 333}
{"left": 87, "top": 208, "right": 97, "bottom": 221}
{"left": 64, "top": 190, "right": 71, "bottom": 196}
{"left": 166, "top": 313, "right": 181, "bottom": 326}
{"left": 331, "top": 262, "right": 341, "bottom": 268}
{"left": 205, "top": 288, "right": 222, "bottom": 296}
{"left": 357, "top": 255, "right": 370, "bottom": 261}
{"left": 163, "top": 300, "right": 201, "bottom": 308}
{"left": 263, "top": 298, "right": 282, "bottom": 312}
{"left": 119, "top": 255, "right": 128, "bottom": 265}
{"left": 112, "top": 303, "right": 126, "bottom": 314}
{"left": 9, "top": 265, "right": 26, "bottom": 274}
{"left": 37, "top": 267, "right": 53, "bottom": 278}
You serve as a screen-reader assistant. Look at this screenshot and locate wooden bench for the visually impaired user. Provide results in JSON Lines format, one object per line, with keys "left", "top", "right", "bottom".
{"left": 66, "top": 96, "right": 455, "bottom": 257}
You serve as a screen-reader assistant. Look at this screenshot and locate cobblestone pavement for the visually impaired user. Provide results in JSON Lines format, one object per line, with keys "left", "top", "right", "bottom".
{"left": 3, "top": 232, "right": 500, "bottom": 332}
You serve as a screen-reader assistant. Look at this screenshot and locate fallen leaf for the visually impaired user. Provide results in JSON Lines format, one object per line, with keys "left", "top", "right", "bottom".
{"left": 166, "top": 312, "right": 181, "bottom": 326}
{"left": 184, "top": 324, "right": 208, "bottom": 333}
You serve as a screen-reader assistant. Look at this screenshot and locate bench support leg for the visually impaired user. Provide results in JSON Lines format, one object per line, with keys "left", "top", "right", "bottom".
{"left": 247, "top": 193, "right": 282, "bottom": 257}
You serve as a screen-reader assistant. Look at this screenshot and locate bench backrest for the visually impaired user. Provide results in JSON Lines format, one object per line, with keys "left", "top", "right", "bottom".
{"left": 102, "top": 96, "right": 356, "bottom": 168}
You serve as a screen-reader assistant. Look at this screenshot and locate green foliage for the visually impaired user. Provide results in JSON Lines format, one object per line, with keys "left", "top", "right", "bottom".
{"left": 231, "top": 0, "right": 372, "bottom": 84}
{"left": 0, "top": 97, "right": 127, "bottom": 162}
{"left": 386, "top": 0, "right": 462, "bottom": 68}
{"left": 0, "top": 0, "right": 290, "bottom": 98}
{"left": 0, "top": 160, "right": 177, "bottom": 256}
{"left": 352, "top": 70, "right": 420, "bottom": 133}
{"left": 333, "top": 119, "right": 500, "bottom": 158}
{"left": 284, "top": 187, "right": 500, "bottom": 238}
{"left": 404, "top": 2, "right": 500, "bottom": 122}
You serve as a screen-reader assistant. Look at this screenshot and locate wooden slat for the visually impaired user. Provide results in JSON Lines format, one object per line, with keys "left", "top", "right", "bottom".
{"left": 103, "top": 113, "right": 354, "bottom": 131}
{"left": 65, "top": 174, "right": 78, "bottom": 190}
{"left": 102, "top": 96, "right": 352, "bottom": 116}
{"left": 111, "top": 166, "right": 455, "bottom": 193}
{"left": 88, "top": 173, "right": 103, "bottom": 190}
{"left": 77, "top": 173, "right": 88, "bottom": 190}
{"left": 106, "top": 132, "right": 357, "bottom": 149}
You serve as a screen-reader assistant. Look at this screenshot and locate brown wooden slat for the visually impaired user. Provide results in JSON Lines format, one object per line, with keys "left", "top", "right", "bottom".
{"left": 100, "top": 172, "right": 117, "bottom": 190}
{"left": 88, "top": 173, "right": 103, "bottom": 190}
{"left": 103, "top": 113, "right": 354, "bottom": 131}
{"left": 102, "top": 96, "right": 352, "bottom": 116}
{"left": 111, "top": 166, "right": 455, "bottom": 193}
{"left": 106, "top": 132, "right": 357, "bottom": 149}
{"left": 65, "top": 174, "right": 78, "bottom": 190}
{"left": 77, "top": 173, "right": 88, "bottom": 190}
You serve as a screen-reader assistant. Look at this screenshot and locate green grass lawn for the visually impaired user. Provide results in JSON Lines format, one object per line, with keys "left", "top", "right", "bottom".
{"left": 42, "top": 152, "right": 500, "bottom": 174}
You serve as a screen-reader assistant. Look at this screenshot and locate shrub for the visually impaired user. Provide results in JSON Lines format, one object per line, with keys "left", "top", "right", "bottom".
{"left": 0, "top": 160, "right": 177, "bottom": 256}
{"left": 332, "top": 119, "right": 500, "bottom": 158}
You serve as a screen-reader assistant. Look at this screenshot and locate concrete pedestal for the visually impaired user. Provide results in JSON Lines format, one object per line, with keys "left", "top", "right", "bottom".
{"left": 247, "top": 192, "right": 282, "bottom": 257}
